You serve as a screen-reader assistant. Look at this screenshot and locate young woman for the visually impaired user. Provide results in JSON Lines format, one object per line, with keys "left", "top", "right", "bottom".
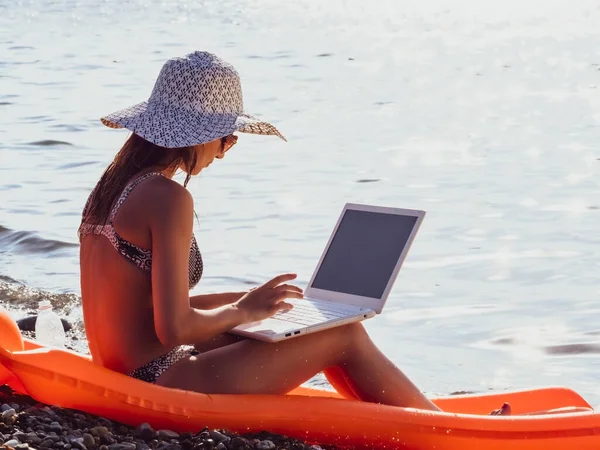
{"left": 78, "top": 50, "right": 442, "bottom": 411}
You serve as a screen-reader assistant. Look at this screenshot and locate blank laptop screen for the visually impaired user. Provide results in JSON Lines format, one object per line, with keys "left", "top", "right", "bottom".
{"left": 310, "top": 209, "right": 418, "bottom": 299}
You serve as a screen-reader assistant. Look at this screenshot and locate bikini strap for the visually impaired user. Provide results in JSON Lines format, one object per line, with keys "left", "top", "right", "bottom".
{"left": 108, "top": 172, "right": 164, "bottom": 223}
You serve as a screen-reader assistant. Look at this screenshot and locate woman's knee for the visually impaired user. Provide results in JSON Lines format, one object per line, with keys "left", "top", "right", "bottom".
{"left": 322, "top": 321, "right": 369, "bottom": 351}
{"left": 319, "top": 322, "right": 370, "bottom": 366}
{"left": 345, "top": 321, "right": 369, "bottom": 345}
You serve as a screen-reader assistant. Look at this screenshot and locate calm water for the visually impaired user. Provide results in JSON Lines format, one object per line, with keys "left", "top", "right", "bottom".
{"left": 2, "top": 0, "right": 600, "bottom": 403}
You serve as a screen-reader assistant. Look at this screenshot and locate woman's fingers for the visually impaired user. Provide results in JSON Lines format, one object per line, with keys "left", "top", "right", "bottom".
{"left": 272, "top": 289, "right": 304, "bottom": 303}
{"left": 246, "top": 274, "right": 304, "bottom": 318}
{"left": 275, "top": 301, "right": 294, "bottom": 312}
{"left": 263, "top": 273, "right": 298, "bottom": 289}
{"left": 274, "top": 283, "right": 303, "bottom": 295}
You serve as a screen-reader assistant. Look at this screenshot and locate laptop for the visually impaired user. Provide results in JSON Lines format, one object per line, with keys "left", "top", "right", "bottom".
{"left": 230, "top": 203, "right": 426, "bottom": 342}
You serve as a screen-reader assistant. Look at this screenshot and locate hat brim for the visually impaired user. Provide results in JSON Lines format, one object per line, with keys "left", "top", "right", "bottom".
{"left": 100, "top": 101, "right": 286, "bottom": 148}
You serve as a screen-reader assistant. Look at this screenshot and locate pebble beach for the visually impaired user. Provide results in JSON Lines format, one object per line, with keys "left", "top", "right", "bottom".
{"left": 0, "top": 385, "right": 332, "bottom": 450}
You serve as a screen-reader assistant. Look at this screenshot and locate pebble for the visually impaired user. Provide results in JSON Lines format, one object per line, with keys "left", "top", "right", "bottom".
{"left": 255, "top": 441, "right": 275, "bottom": 450}
{"left": 108, "top": 443, "right": 136, "bottom": 450}
{"left": 89, "top": 427, "right": 109, "bottom": 438}
{"left": 207, "top": 432, "right": 228, "bottom": 444}
{"left": 69, "top": 438, "right": 86, "bottom": 450}
{"left": 1, "top": 409, "right": 16, "bottom": 422}
{"left": 156, "top": 430, "right": 179, "bottom": 440}
{"left": 134, "top": 423, "right": 154, "bottom": 441}
{"left": 39, "top": 438, "right": 54, "bottom": 448}
{"left": 162, "top": 444, "right": 181, "bottom": 450}
{"left": 194, "top": 439, "right": 214, "bottom": 450}
{"left": 82, "top": 434, "right": 94, "bottom": 448}
{"left": 229, "top": 437, "right": 247, "bottom": 448}
{"left": 4, "top": 439, "right": 20, "bottom": 447}
{"left": 99, "top": 436, "right": 115, "bottom": 446}
{"left": 48, "top": 422, "right": 63, "bottom": 433}
{"left": 25, "top": 432, "right": 41, "bottom": 445}
{"left": 11, "top": 432, "right": 26, "bottom": 442}
{"left": 40, "top": 408, "right": 59, "bottom": 420}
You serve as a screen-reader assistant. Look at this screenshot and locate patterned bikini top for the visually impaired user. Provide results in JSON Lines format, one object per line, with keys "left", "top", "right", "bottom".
{"left": 78, "top": 172, "right": 203, "bottom": 290}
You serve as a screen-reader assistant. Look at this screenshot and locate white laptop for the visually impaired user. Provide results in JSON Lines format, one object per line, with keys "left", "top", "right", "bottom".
{"left": 230, "top": 203, "right": 426, "bottom": 342}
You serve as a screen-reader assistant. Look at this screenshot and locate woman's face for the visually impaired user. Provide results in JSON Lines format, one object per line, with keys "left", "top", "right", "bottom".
{"left": 192, "top": 134, "right": 238, "bottom": 174}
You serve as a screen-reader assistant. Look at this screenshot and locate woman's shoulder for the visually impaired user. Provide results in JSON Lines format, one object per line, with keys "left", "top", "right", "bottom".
{"left": 141, "top": 175, "right": 194, "bottom": 221}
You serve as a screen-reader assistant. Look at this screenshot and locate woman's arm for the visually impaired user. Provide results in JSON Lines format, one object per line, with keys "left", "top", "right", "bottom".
{"left": 148, "top": 178, "right": 302, "bottom": 346}
{"left": 190, "top": 291, "right": 246, "bottom": 310}
{"left": 148, "top": 181, "right": 247, "bottom": 345}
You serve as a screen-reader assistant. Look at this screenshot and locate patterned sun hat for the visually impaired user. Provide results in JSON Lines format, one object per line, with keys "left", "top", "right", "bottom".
{"left": 100, "top": 51, "right": 286, "bottom": 148}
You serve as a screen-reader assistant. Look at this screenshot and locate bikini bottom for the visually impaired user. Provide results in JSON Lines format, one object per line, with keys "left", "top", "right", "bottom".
{"left": 127, "top": 345, "right": 199, "bottom": 384}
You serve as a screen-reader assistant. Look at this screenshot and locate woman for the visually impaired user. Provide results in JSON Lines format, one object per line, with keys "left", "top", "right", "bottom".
{"left": 78, "top": 50, "right": 442, "bottom": 411}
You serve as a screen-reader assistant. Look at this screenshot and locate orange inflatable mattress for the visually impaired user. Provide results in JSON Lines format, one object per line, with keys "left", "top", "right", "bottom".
{"left": 1, "top": 308, "right": 600, "bottom": 450}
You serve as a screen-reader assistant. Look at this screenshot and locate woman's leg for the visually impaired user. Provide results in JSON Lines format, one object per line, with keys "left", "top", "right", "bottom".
{"left": 322, "top": 366, "right": 361, "bottom": 400}
{"left": 156, "top": 322, "right": 441, "bottom": 410}
{"left": 193, "top": 332, "right": 244, "bottom": 353}
{"left": 195, "top": 331, "right": 382, "bottom": 402}
{"left": 182, "top": 335, "right": 593, "bottom": 416}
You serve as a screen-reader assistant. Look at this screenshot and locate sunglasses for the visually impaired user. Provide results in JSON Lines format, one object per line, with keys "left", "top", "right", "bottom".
{"left": 221, "top": 134, "right": 238, "bottom": 150}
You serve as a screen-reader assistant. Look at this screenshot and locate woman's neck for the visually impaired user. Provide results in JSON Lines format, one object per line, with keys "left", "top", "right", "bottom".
{"left": 136, "top": 164, "right": 179, "bottom": 180}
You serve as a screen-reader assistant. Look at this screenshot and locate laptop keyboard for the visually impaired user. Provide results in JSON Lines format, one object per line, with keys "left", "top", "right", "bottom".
{"left": 272, "top": 298, "right": 362, "bottom": 327}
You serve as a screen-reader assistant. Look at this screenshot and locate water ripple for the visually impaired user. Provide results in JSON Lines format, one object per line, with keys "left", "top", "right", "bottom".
{"left": 0, "top": 224, "right": 78, "bottom": 255}
{"left": 25, "top": 139, "right": 74, "bottom": 147}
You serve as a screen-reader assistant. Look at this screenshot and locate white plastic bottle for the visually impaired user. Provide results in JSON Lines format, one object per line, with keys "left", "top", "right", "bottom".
{"left": 35, "top": 300, "right": 66, "bottom": 348}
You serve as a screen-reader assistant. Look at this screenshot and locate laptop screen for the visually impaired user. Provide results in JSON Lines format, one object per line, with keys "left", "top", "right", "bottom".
{"left": 310, "top": 209, "right": 418, "bottom": 299}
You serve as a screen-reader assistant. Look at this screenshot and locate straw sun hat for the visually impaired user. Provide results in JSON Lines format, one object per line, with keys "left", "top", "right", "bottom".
{"left": 100, "top": 51, "right": 286, "bottom": 148}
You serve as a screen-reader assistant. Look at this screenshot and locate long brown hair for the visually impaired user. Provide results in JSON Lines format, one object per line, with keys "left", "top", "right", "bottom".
{"left": 83, "top": 133, "right": 198, "bottom": 224}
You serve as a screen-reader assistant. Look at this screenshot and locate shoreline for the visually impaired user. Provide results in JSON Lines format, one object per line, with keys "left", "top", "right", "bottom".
{"left": 0, "top": 385, "right": 336, "bottom": 450}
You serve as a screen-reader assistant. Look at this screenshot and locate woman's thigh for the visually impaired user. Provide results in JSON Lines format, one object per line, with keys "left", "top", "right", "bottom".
{"left": 193, "top": 332, "right": 244, "bottom": 353}
{"left": 156, "top": 324, "right": 360, "bottom": 394}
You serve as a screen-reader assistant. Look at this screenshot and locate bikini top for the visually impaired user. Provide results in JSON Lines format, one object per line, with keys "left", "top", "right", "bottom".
{"left": 77, "top": 172, "right": 203, "bottom": 290}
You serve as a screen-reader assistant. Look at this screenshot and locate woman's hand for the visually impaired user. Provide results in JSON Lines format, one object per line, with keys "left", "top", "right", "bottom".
{"left": 234, "top": 273, "right": 304, "bottom": 323}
